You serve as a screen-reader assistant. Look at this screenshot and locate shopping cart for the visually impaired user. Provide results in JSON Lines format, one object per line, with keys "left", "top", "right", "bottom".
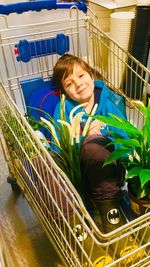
{"left": 0, "top": 1, "right": 149, "bottom": 266}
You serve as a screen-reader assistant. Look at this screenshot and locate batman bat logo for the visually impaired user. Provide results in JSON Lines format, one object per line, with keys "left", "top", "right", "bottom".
{"left": 73, "top": 224, "right": 88, "bottom": 242}
{"left": 106, "top": 208, "right": 121, "bottom": 225}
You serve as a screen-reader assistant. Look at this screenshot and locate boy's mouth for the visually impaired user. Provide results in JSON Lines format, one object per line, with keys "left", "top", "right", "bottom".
{"left": 78, "top": 87, "right": 86, "bottom": 94}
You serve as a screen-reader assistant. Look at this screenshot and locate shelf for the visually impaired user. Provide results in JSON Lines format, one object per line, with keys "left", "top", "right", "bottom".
{"left": 89, "top": 0, "right": 137, "bottom": 10}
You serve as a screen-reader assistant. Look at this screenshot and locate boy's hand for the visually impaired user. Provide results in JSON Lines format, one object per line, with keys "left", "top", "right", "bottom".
{"left": 88, "top": 120, "right": 105, "bottom": 136}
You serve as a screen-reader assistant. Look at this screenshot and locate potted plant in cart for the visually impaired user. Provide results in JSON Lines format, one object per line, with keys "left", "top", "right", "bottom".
{"left": 90, "top": 99, "right": 150, "bottom": 216}
{"left": 27, "top": 95, "right": 98, "bottom": 200}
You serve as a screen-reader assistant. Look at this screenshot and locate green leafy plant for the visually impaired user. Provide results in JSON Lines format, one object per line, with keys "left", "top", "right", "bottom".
{"left": 25, "top": 112, "right": 40, "bottom": 131}
{"left": 27, "top": 95, "right": 98, "bottom": 197}
{"left": 0, "top": 107, "right": 38, "bottom": 168}
{"left": 89, "top": 99, "right": 150, "bottom": 200}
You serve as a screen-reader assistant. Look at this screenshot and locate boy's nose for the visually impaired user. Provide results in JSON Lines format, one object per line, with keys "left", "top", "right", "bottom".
{"left": 75, "top": 78, "right": 82, "bottom": 87}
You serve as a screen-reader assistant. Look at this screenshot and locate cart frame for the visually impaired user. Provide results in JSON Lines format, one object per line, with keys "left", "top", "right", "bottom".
{"left": 0, "top": 2, "right": 149, "bottom": 266}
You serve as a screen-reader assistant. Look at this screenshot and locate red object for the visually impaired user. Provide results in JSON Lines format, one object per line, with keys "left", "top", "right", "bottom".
{"left": 40, "top": 90, "right": 60, "bottom": 111}
{"left": 14, "top": 48, "right": 19, "bottom": 55}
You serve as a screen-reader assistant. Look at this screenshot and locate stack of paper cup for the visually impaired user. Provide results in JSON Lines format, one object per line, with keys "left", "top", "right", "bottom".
{"left": 108, "top": 11, "right": 135, "bottom": 89}
{"left": 110, "top": 12, "right": 135, "bottom": 50}
{"left": 137, "top": 0, "right": 150, "bottom": 4}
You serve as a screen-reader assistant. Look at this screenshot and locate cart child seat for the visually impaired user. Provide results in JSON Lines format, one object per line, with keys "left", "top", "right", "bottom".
{"left": 20, "top": 77, "right": 60, "bottom": 138}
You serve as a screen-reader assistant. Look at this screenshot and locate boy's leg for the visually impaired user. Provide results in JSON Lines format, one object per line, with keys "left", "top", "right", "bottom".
{"left": 81, "top": 135, "right": 125, "bottom": 232}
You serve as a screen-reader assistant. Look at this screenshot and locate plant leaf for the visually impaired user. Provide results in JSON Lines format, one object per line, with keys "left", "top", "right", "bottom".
{"left": 109, "top": 138, "right": 140, "bottom": 148}
{"left": 90, "top": 114, "right": 143, "bottom": 139}
{"left": 106, "top": 131, "right": 127, "bottom": 139}
{"left": 126, "top": 167, "right": 142, "bottom": 179}
{"left": 103, "top": 148, "right": 130, "bottom": 166}
{"left": 131, "top": 100, "right": 146, "bottom": 116}
{"left": 27, "top": 105, "right": 60, "bottom": 131}
{"left": 146, "top": 99, "right": 150, "bottom": 148}
{"left": 139, "top": 169, "right": 150, "bottom": 188}
{"left": 137, "top": 188, "right": 147, "bottom": 199}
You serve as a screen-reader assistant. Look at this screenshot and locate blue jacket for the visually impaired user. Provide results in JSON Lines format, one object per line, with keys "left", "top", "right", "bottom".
{"left": 53, "top": 80, "right": 127, "bottom": 142}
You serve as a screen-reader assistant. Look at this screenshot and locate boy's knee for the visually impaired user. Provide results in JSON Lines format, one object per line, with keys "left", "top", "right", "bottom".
{"left": 82, "top": 135, "right": 113, "bottom": 162}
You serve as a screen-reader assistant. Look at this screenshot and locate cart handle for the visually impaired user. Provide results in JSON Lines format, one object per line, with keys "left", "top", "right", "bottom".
{"left": 0, "top": 0, "right": 87, "bottom": 15}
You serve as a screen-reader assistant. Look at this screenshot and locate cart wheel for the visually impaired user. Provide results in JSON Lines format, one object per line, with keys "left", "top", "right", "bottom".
{"left": 7, "top": 177, "right": 21, "bottom": 194}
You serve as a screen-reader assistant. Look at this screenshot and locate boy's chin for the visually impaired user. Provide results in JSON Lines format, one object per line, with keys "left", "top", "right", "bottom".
{"left": 79, "top": 93, "right": 93, "bottom": 102}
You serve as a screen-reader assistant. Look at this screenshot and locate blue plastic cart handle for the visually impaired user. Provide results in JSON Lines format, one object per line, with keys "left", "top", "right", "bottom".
{"left": 0, "top": 1, "right": 87, "bottom": 15}
{"left": 15, "top": 34, "right": 70, "bottom": 62}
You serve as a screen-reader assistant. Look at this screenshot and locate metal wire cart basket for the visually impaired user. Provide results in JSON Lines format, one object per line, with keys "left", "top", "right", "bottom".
{"left": 0, "top": 1, "right": 149, "bottom": 266}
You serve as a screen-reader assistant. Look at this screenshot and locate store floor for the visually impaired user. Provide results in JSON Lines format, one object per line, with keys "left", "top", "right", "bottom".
{"left": 0, "top": 147, "right": 64, "bottom": 267}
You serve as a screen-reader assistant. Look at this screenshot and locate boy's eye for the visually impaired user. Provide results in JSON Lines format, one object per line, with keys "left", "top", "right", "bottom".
{"left": 79, "top": 73, "right": 84, "bottom": 78}
{"left": 66, "top": 82, "right": 71, "bottom": 88}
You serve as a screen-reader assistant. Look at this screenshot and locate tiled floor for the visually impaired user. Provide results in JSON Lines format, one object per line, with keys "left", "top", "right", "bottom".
{"left": 0, "top": 144, "right": 64, "bottom": 267}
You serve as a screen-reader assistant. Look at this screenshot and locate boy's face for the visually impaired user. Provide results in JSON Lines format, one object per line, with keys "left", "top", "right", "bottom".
{"left": 62, "top": 64, "right": 94, "bottom": 104}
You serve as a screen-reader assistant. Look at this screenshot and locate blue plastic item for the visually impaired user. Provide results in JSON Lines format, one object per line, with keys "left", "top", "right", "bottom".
{"left": 0, "top": 1, "right": 87, "bottom": 15}
{"left": 27, "top": 83, "right": 60, "bottom": 138}
{"left": 20, "top": 77, "right": 60, "bottom": 138}
{"left": 15, "top": 34, "right": 69, "bottom": 63}
{"left": 28, "top": 85, "right": 59, "bottom": 119}
{"left": 20, "top": 77, "right": 58, "bottom": 114}
{"left": 21, "top": 77, "right": 44, "bottom": 106}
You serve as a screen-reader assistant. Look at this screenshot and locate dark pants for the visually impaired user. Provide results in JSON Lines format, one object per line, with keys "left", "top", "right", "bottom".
{"left": 81, "top": 135, "right": 126, "bottom": 232}
{"left": 81, "top": 135, "right": 125, "bottom": 204}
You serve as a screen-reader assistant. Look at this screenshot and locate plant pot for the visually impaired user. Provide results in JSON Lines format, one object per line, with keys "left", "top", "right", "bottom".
{"left": 128, "top": 190, "right": 150, "bottom": 216}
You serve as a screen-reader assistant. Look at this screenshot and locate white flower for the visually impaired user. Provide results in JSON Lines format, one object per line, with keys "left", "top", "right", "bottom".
{"left": 69, "top": 102, "right": 87, "bottom": 127}
{"left": 128, "top": 154, "right": 133, "bottom": 162}
{"left": 134, "top": 151, "right": 140, "bottom": 162}
{"left": 60, "top": 94, "right": 66, "bottom": 119}
{"left": 82, "top": 103, "right": 98, "bottom": 136}
{"left": 69, "top": 102, "right": 87, "bottom": 144}
{"left": 41, "top": 97, "right": 98, "bottom": 149}
{"left": 57, "top": 120, "right": 74, "bottom": 145}
{"left": 72, "top": 112, "right": 85, "bottom": 143}
{"left": 40, "top": 117, "right": 60, "bottom": 146}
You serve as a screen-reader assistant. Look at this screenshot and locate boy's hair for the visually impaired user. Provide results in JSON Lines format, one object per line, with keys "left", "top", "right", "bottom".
{"left": 52, "top": 54, "right": 94, "bottom": 92}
